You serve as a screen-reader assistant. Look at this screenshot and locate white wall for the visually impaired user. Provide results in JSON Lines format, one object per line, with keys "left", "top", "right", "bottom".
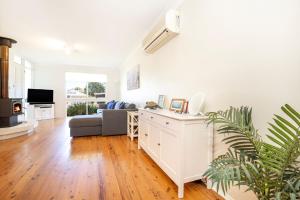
{"left": 34, "top": 65, "right": 120, "bottom": 118}
{"left": 119, "top": 0, "right": 300, "bottom": 199}
{"left": 120, "top": 0, "right": 300, "bottom": 131}
{"left": 8, "top": 61, "right": 24, "bottom": 98}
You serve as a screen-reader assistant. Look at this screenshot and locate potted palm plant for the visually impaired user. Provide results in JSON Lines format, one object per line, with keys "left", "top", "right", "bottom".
{"left": 204, "top": 104, "right": 300, "bottom": 200}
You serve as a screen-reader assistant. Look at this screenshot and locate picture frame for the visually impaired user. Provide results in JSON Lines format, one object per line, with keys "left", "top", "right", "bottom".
{"left": 169, "top": 98, "right": 186, "bottom": 113}
{"left": 157, "top": 95, "right": 165, "bottom": 109}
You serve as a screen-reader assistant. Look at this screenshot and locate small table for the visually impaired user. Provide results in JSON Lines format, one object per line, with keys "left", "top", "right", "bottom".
{"left": 127, "top": 111, "right": 139, "bottom": 141}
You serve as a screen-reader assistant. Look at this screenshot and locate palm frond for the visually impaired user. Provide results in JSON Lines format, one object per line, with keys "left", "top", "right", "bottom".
{"left": 207, "top": 106, "right": 261, "bottom": 159}
{"left": 261, "top": 104, "right": 300, "bottom": 175}
{"left": 205, "top": 104, "right": 300, "bottom": 200}
{"left": 204, "top": 149, "right": 242, "bottom": 194}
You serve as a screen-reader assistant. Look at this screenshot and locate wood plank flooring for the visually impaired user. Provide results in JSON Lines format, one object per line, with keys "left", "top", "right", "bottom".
{"left": 0, "top": 119, "right": 223, "bottom": 200}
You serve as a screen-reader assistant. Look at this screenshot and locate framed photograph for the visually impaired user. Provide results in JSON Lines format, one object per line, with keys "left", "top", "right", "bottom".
{"left": 169, "top": 99, "right": 186, "bottom": 112}
{"left": 127, "top": 65, "right": 140, "bottom": 90}
{"left": 157, "top": 95, "right": 165, "bottom": 109}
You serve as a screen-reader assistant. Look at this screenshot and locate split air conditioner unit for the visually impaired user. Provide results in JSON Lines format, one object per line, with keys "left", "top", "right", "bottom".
{"left": 143, "top": 10, "right": 180, "bottom": 54}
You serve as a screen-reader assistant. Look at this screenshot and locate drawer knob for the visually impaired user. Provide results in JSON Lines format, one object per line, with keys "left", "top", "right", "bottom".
{"left": 166, "top": 122, "right": 169, "bottom": 125}
{"left": 157, "top": 143, "right": 160, "bottom": 146}
{"left": 150, "top": 116, "right": 154, "bottom": 119}
{"left": 145, "top": 134, "right": 148, "bottom": 136}
{"left": 141, "top": 113, "right": 144, "bottom": 115}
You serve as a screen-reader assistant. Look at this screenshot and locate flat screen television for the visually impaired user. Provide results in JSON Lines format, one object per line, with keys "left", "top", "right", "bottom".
{"left": 27, "top": 89, "right": 54, "bottom": 104}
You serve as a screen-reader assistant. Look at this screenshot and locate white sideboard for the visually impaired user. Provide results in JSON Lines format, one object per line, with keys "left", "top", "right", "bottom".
{"left": 138, "top": 108, "right": 213, "bottom": 198}
{"left": 27, "top": 104, "right": 55, "bottom": 121}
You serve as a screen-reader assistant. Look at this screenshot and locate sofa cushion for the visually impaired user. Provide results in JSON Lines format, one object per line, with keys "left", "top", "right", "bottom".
{"left": 69, "top": 115, "right": 102, "bottom": 128}
{"left": 114, "top": 101, "right": 125, "bottom": 109}
{"left": 107, "top": 100, "right": 116, "bottom": 109}
{"left": 124, "top": 103, "right": 136, "bottom": 109}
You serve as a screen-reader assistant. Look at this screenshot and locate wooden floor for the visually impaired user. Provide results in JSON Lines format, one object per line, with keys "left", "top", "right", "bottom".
{"left": 0, "top": 119, "right": 223, "bottom": 200}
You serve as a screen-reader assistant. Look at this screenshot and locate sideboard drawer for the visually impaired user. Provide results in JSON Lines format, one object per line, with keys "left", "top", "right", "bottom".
{"left": 147, "top": 113, "right": 155, "bottom": 121}
{"left": 146, "top": 113, "right": 182, "bottom": 132}
{"left": 139, "top": 110, "right": 148, "bottom": 119}
{"left": 162, "top": 118, "right": 182, "bottom": 132}
{"left": 147, "top": 113, "right": 165, "bottom": 126}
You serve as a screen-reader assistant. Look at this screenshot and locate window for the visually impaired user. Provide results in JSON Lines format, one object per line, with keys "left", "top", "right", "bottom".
{"left": 65, "top": 72, "right": 107, "bottom": 116}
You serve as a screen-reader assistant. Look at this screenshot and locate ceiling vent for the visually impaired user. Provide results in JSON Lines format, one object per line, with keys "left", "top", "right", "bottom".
{"left": 143, "top": 10, "right": 180, "bottom": 54}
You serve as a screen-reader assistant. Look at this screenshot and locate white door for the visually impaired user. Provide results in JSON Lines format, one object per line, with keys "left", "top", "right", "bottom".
{"left": 148, "top": 123, "right": 161, "bottom": 161}
{"left": 160, "top": 129, "right": 180, "bottom": 178}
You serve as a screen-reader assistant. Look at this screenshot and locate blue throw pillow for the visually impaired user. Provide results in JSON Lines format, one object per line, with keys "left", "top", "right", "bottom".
{"left": 114, "top": 101, "right": 125, "bottom": 109}
{"left": 119, "top": 102, "right": 125, "bottom": 109}
{"left": 114, "top": 101, "right": 121, "bottom": 109}
{"left": 106, "top": 100, "right": 113, "bottom": 106}
{"left": 107, "top": 100, "right": 116, "bottom": 109}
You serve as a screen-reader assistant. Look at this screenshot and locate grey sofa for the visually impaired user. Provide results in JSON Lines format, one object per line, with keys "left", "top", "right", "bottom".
{"left": 69, "top": 102, "right": 136, "bottom": 137}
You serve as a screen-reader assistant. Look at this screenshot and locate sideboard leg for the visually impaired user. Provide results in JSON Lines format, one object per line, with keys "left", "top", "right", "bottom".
{"left": 178, "top": 183, "right": 184, "bottom": 198}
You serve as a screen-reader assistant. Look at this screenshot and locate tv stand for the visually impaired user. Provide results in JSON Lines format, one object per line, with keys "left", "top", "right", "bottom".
{"left": 27, "top": 104, "right": 55, "bottom": 121}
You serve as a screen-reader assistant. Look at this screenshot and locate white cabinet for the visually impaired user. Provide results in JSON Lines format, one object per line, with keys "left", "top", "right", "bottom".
{"left": 138, "top": 109, "right": 213, "bottom": 198}
{"left": 33, "top": 104, "right": 55, "bottom": 120}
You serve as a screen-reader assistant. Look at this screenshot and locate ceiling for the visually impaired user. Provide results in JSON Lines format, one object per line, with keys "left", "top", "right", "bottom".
{"left": 0, "top": 0, "right": 181, "bottom": 67}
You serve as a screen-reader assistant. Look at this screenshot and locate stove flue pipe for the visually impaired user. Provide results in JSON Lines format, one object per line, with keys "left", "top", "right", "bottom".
{"left": 0, "top": 37, "right": 17, "bottom": 99}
